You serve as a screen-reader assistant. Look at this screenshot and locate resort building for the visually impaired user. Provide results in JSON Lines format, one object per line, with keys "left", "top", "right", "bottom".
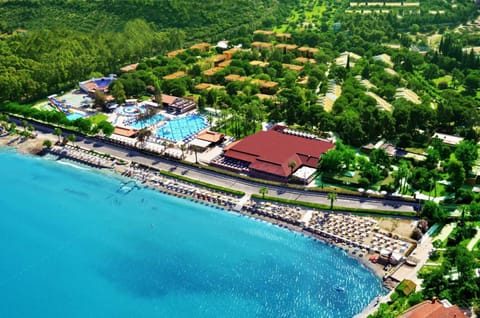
{"left": 162, "top": 71, "right": 186, "bottom": 80}
{"left": 251, "top": 41, "right": 274, "bottom": 51}
{"left": 282, "top": 63, "right": 303, "bottom": 72}
{"left": 212, "top": 54, "right": 226, "bottom": 66}
{"left": 79, "top": 75, "right": 116, "bottom": 95}
{"left": 253, "top": 30, "right": 275, "bottom": 37}
{"left": 194, "top": 83, "right": 225, "bottom": 91}
{"left": 120, "top": 63, "right": 139, "bottom": 72}
{"left": 113, "top": 127, "right": 138, "bottom": 138}
{"left": 275, "top": 43, "right": 298, "bottom": 54}
{"left": 373, "top": 53, "right": 394, "bottom": 68}
{"left": 216, "top": 40, "right": 229, "bottom": 50}
{"left": 399, "top": 297, "right": 467, "bottom": 318}
{"left": 250, "top": 60, "right": 270, "bottom": 68}
{"left": 432, "top": 133, "right": 464, "bottom": 147}
{"left": 217, "top": 60, "right": 232, "bottom": 68}
{"left": 335, "top": 51, "right": 362, "bottom": 68}
{"left": 223, "top": 47, "right": 241, "bottom": 60}
{"left": 203, "top": 67, "right": 224, "bottom": 77}
{"left": 297, "top": 46, "right": 319, "bottom": 58}
{"left": 190, "top": 42, "right": 211, "bottom": 51}
{"left": 161, "top": 94, "right": 197, "bottom": 114}
{"left": 294, "top": 57, "right": 316, "bottom": 64}
{"left": 251, "top": 79, "right": 279, "bottom": 94}
{"left": 395, "top": 88, "right": 422, "bottom": 104}
{"left": 167, "top": 49, "right": 186, "bottom": 58}
{"left": 189, "top": 131, "right": 226, "bottom": 152}
{"left": 212, "top": 125, "right": 334, "bottom": 182}
{"left": 275, "top": 33, "right": 292, "bottom": 42}
{"left": 225, "top": 74, "right": 248, "bottom": 82}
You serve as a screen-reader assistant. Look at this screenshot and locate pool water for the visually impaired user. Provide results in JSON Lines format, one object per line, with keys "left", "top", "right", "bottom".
{"left": 66, "top": 113, "right": 84, "bottom": 121}
{"left": 156, "top": 115, "right": 208, "bottom": 141}
{"left": 129, "top": 114, "right": 165, "bottom": 129}
{"left": 117, "top": 106, "right": 145, "bottom": 116}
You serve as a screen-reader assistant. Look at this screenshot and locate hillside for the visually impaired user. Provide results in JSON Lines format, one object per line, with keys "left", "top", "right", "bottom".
{"left": 0, "top": 0, "right": 293, "bottom": 41}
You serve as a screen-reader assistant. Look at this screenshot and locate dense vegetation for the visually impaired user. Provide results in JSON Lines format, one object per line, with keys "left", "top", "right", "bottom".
{"left": 0, "top": 0, "right": 295, "bottom": 103}
{"left": 0, "top": 0, "right": 293, "bottom": 39}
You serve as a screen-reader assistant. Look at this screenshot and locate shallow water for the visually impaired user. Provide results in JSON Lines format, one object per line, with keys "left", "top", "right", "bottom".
{"left": 0, "top": 148, "right": 383, "bottom": 317}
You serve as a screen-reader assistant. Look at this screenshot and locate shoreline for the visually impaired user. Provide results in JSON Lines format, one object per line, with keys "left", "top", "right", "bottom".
{"left": 4, "top": 135, "right": 393, "bottom": 280}
{"left": 1, "top": 133, "right": 396, "bottom": 316}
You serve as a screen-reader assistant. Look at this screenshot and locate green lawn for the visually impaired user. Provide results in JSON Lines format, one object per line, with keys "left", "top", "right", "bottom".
{"left": 418, "top": 182, "right": 447, "bottom": 198}
{"left": 88, "top": 113, "right": 108, "bottom": 125}
{"left": 273, "top": 0, "right": 326, "bottom": 32}
{"left": 432, "top": 75, "right": 452, "bottom": 87}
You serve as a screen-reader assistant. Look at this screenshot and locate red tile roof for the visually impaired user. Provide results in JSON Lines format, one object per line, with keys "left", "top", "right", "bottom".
{"left": 399, "top": 299, "right": 467, "bottom": 318}
{"left": 161, "top": 94, "right": 177, "bottom": 105}
{"left": 224, "top": 128, "right": 334, "bottom": 178}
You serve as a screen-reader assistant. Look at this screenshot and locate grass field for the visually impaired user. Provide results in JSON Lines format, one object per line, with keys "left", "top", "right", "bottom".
{"left": 88, "top": 113, "right": 108, "bottom": 125}
{"left": 432, "top": 75, "right": 452, "bottom": 87}
{"left": 274, "top": 0, "right": 326, "bottom": 32}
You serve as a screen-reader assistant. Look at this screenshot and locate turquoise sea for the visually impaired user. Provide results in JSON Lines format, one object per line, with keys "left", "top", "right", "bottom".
{"left": 0, "top": 148, "right": 384, "bottom": 318}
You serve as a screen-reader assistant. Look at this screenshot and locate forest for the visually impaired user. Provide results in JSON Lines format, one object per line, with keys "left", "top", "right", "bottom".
{"left": 0, "top": 0, "right": 295, "bottom": 103}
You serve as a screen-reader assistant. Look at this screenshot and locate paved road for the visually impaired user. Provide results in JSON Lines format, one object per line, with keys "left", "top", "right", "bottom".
{"left": 15, "top": 117, "right": 421, "bottom": 213}
{"left": 78, "top": 138, "right": 419, "bottom": 213}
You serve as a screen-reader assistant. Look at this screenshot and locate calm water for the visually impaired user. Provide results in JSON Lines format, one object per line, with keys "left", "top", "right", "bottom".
{"left": 0, "top": 149, "right": 383, "bottom": 318}
{"left": 156, "top": 115, "right": 208, "bottom": 141}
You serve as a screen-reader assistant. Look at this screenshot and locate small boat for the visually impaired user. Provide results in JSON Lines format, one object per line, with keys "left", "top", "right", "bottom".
{"left": 335, "top": 286, "right": 345, "bottom": 292}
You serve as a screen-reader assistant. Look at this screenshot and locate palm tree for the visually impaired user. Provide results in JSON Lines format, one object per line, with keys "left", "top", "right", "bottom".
{"left": 53, "top": 128, "right": 62, "bottom": 143}
{"left": 327, "top": 192, "right": 337, "bottom": 211}
{"left": 136, "top": 128, "right": 151, "bottom": 147}
{"left": 288, "top": 161, "right": 297, "bottom": 183}
{"left": 42, "top": 139, "right": 52, "bottom": 149}
{"left": 67, "top": 133, "right": 76, "bottom": 146}
{"left": 259, "top": 186, "right": 268, "bottom": 199}
{"left": 180, "top": 144, "right": 187, "bottom": 159}
{"left": 21, "top": 120, "right": 27, "bottom": 131}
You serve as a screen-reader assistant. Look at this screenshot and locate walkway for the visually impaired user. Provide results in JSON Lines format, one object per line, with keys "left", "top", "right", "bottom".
{"left": 234, "top": 193, "right": 251, "bottom": 211}
{"left": 434, "top": 223, "right": 456, "bottom": 242}
{"left": 467, "top": 226, "right": 480, "bottom": 251}
{"left": 15, "top": 118, "right": 421, "bottom": 213}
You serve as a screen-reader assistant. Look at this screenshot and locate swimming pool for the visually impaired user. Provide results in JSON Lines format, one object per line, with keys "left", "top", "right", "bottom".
{"left": 156, "top": 115, "right": 208, "bottom": 142}
{"left": 66, "top": 113, "right": 84, "bottom": 121}
{"left": 117, "top": 106, "right": 145, "bottom": 116}
{"left": 129, "top": 114, "right": 165, "bottom": 129}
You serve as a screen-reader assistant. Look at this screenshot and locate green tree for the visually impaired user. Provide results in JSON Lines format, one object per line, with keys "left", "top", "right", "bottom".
{"left": 136, "top": 128, "right": 151, "bottom": 147}
{"left": 42, "top": 139, "right": 52, "bottom": 149}
{"left": 259, "top": 186, "right": 268, "bottom": 199}
{"left": 53, "top": 127, "right": 62, "bottom": 142}
{"left": 110, "top": 81, "right": 127, "bottom": 104}
{"left": 67, "top": 133, "right": 76, "bottom": 146}
{"left": 454, "top": 140, "right": 478, "bottom": 173}
{"left": 370, "top": 148, "right": 391, "bottom": 169}
{"left": 395, "top": 160, "right": 411, "bottom": 194}
{"left": 94, "top": 90, "right": 107, "bottom": 108}
{"left": 180, "top": 144, "right": 187, "bottom": 159}
{"left": 446, "top": 155, "right": 465, "bottom": 191}
{"left": 328, "top": 192, "right": 337, "bottom": 211}
{"left": 420, "top": 201, "right": 447, "bottom": 223}
{"left": 424, "top": 148, "right": 440, "bottom": 170}
{"left": 97, "top": 120, "right": 114, "bottom": 136}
